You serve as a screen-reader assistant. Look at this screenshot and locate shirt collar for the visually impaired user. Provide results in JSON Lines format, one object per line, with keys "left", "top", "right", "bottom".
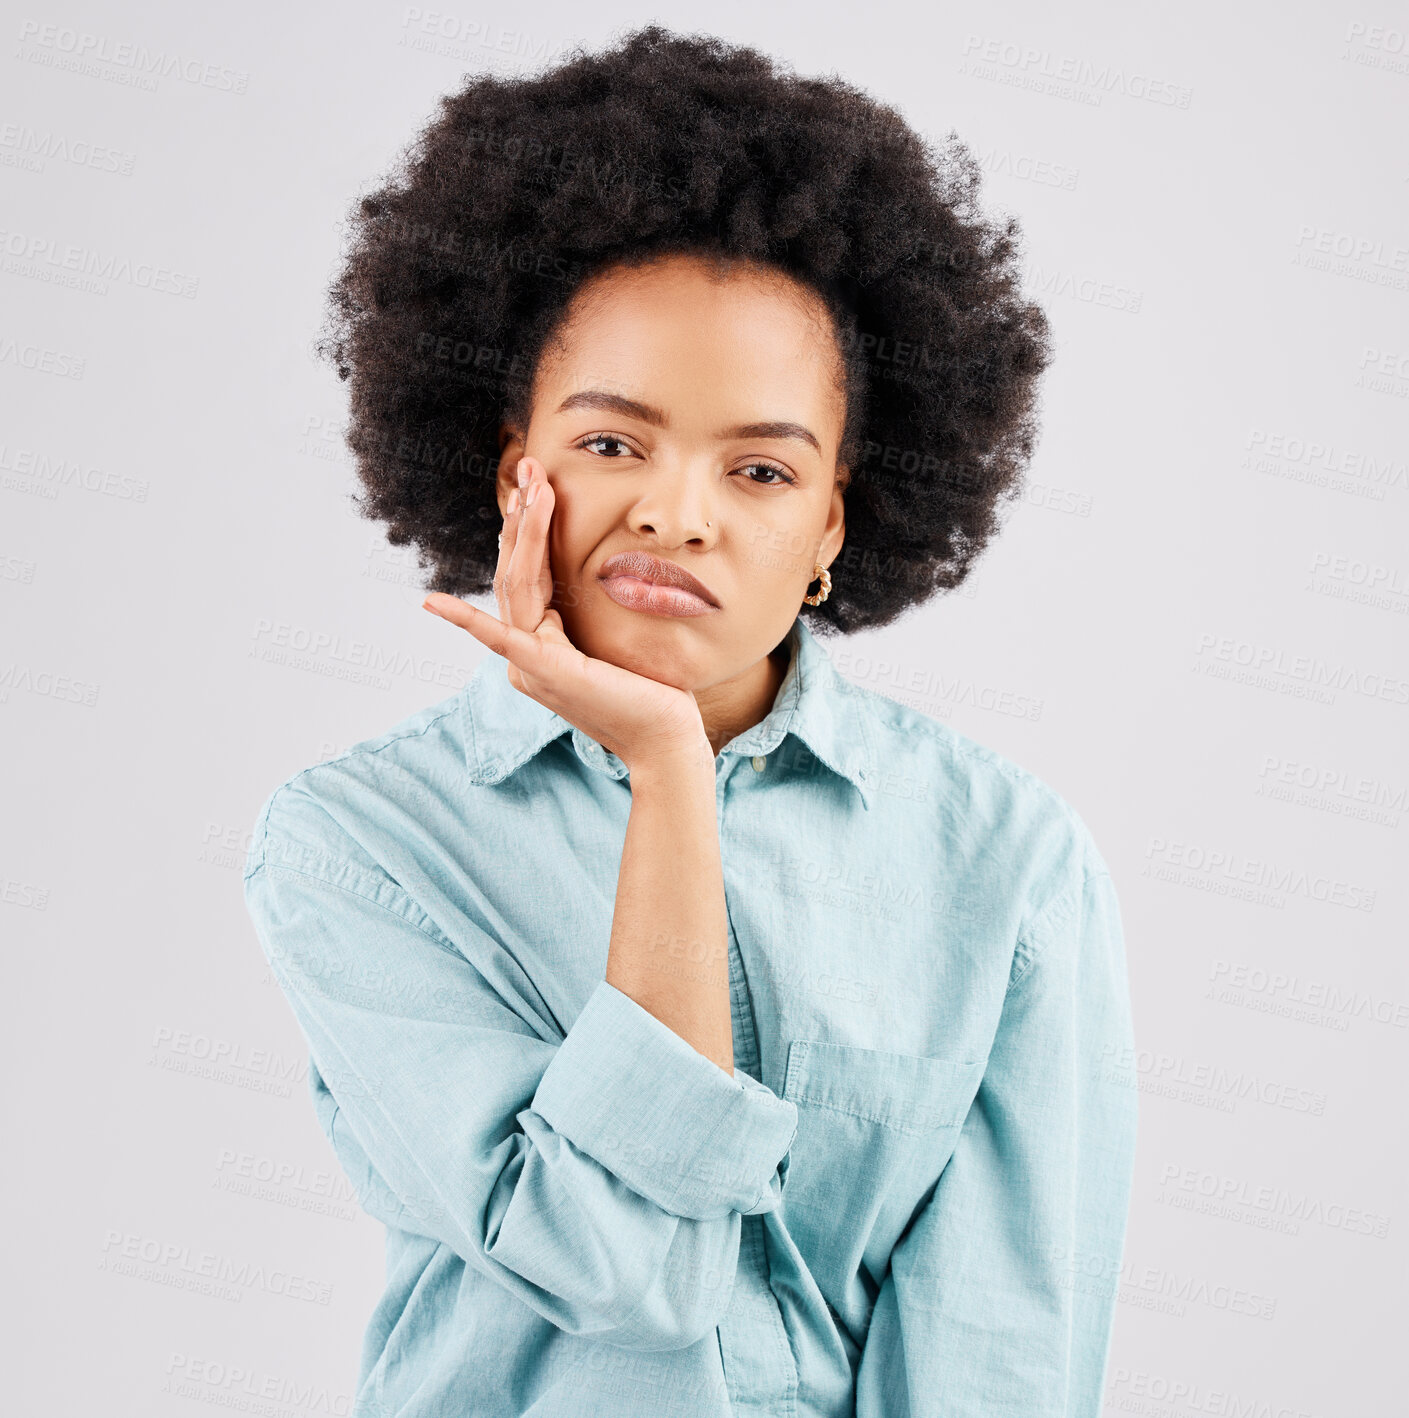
{"left": 461, "top": 616, "right": 875, "bottom": 809}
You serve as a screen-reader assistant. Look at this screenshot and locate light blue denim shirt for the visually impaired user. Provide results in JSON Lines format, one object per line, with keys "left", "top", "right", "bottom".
{"left": 243, "top": 615, "right": 1137, "bottom": 1418}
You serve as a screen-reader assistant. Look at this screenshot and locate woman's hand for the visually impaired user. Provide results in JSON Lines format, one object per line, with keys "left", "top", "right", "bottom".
{"left": 422, "top": 456, "right": 711, "bottom": 774}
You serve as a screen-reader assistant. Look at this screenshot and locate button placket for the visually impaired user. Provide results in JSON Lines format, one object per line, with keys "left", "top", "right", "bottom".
{"left": 714, "top": 776, "right": 799, "bottom": 1415}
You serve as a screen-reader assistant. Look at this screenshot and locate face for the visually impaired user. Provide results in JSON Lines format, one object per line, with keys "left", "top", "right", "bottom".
{"left": 496, "top": 251, "right": 849, "bottom": 694}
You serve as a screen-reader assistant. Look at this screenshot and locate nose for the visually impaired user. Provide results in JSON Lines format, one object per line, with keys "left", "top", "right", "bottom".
{"left": 627, "top": 463, "right": 720, "bottom": 546}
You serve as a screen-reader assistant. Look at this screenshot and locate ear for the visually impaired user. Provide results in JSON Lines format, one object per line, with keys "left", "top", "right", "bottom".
{"left": 818, "top": 466, "right": 848, "bottom": 569}
{"left": 497, "top": 422, "right": 526, "bottom": 517}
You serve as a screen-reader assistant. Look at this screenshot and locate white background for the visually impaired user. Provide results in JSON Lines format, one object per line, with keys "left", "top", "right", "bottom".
{"left": 3, "top": 2, "right": 1405, "bottom": 1413}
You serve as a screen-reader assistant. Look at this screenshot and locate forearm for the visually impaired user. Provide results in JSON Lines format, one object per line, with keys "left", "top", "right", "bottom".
{"left": 606, "top": 739, "right": 734, "bottom": 1074}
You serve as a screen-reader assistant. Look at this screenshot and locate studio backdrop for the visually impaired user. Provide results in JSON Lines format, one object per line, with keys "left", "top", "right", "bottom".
{"left": 4, "top": 3, "right": 1404, "bottom": 1415}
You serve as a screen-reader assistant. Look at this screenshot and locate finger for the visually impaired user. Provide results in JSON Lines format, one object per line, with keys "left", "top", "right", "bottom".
{"left": 422, "top": 593, "right": 504, "bottom": 655}
{"left": 504, "top": 458, "right": 555, "bottom": 629}
{"left": 526, "top": 466, "right": 556, "bottom": 611}
{"left": 493, "top": 463, "right": 526, "bottom": 624}
{"left": 521, "top": 460, "right": 555, "bottom": 615}
{"left": 500, "top": 458, "right": 537, "bottom": 619}
{"left": 422, "top": 592, "right": 575, "bottom": 688}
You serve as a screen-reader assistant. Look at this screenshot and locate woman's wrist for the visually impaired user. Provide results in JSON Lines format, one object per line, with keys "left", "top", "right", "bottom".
{"left": 607, "top": 728, "right": 732, "bottom": 1073}
{"left": 624, "top": 735, "right": 718, "bottom": 793}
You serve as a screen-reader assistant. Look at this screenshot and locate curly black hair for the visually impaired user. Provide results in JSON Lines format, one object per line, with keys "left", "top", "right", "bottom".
{"left": 315, "top": 23, "right": 1053, "bottom": 636}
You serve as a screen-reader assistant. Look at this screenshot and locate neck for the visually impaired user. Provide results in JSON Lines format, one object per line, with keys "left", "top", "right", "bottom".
{"left": 694, "top": 635, "right": 793, "bottom": 758}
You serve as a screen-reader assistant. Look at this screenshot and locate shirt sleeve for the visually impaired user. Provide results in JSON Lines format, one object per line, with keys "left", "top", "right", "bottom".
{"left": 855, "top": 847, "right": 1139, "bottom": 1416}
{"left": 243, "top": 824, "right": 798, "bottom": 1353}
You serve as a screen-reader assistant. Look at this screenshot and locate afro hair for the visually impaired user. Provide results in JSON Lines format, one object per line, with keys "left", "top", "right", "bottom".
{"left": 315, "top": 23, "right": 1054, "bottom": 636}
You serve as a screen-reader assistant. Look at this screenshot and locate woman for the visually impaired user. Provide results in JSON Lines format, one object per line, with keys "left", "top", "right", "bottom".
{"left": 244, "top": 25, "right": 1137, "bottom": 1418}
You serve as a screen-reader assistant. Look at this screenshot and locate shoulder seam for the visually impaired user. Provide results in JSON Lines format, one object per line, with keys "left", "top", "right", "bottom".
{"left": 246, "top": 858, "right": 464, "bottom": 959}
{"left": 243, "top": 700, "right": 464, "bottom": 882}
{"left": 280, "top": 699, "right": 464, "bottom": 786}
{"left": 1009, "top": 856, "right": 1115, "bottom": 991}
{"left": 1008, "top": 811, "right": 1092, "bottom": 988}
{"left": 1009, "top": 872, "right": 1081, "bottom": 990}
{"left": 860, "top": 690, "right": 1080, "bottom": 818}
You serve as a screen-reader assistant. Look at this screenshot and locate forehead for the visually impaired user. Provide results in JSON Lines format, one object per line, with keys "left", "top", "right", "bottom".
{"left": 536, "top": 253, "right": 845, "bottom": 413}
{"left": 568, "top": 251, "right": 832, "bottom": 325}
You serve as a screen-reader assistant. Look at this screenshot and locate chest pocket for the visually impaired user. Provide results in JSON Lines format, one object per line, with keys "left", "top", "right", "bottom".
{"left": 777, "top": 1039, "right": 986, "bottom": 1344}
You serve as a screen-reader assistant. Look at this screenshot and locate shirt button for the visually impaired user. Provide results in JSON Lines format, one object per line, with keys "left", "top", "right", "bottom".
{"left": 751, "top": 755, "right": 767, "bottom": 772}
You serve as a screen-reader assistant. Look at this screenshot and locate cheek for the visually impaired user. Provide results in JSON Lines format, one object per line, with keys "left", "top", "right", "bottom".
{"left": 543, "top": 489, "right": 596, "bottom": 581}
{"left": 744, "top": 522, "right": 817, "bottom": 583}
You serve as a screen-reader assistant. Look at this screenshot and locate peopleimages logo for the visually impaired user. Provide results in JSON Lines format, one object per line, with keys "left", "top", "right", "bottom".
{"left": 0, "top": 121, "right": 137, "bottom": 175}
{"left": 98, "top": 1230, "right": 332, "bottom": 1305}
{"left": 1192, "top": 632, "right": 1409, "bottom": 707}
{"left": 958, "top": 34, "right": 1194, "bottom": 108}
{"left": 0, "top": 226, "right": 199, "bottom": 297}
{"left": 16, "top": 21, "right": 250, "bottom": 93}
{"left": 1156, "top": 1162, "right": 1392, "bottom": 1239}
{"left": 162, "top": 1353, "right": 353, "bottom": 1416}
{"left": 0, "top": 335, "right": 84, "bottom": 378}
{"left": 1209, "top": 959, "right": 1409, "bottom": 1032}
{"left": 1143, "top": 837, "right": 1377, "bottom": 912}
{"left": 249, "top": 617, "right": 469, "bottom": 691}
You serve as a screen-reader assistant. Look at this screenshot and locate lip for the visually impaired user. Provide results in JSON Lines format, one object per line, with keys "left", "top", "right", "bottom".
{"left": 598, "top": 550, "right": 721, "bottom": 617}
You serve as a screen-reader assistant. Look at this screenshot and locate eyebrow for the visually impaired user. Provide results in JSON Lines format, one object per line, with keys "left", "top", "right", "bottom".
{"left": 555, "top": 388, "right": 823, "bottom": 455}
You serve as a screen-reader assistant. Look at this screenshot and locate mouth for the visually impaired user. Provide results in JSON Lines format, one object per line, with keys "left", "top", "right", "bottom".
{"left": 597, "top": 550, "right": 721, "bottom": 618}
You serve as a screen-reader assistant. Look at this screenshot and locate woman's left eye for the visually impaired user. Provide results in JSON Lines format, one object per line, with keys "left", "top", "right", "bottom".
{"left": 738, "top": 462, "right": 796, "bottom": 486}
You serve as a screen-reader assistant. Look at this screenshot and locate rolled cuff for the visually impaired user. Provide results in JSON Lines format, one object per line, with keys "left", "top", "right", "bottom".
{"left": 530, "top": 979, "right": 798, "bottom": 1220}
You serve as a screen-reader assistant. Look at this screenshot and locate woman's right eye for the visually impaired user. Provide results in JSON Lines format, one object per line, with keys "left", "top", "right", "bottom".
{"left": 575, "top": 433, "right": 636, "bottom": 459}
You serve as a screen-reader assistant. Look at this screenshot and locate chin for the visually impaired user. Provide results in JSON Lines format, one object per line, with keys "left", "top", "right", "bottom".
{"left": 568, "top": 609, "right": 714, "bottom": 690}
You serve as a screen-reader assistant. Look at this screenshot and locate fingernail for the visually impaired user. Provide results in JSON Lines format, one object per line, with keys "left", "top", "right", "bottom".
{"left": 507, "top": 488, "right": 519, "bottom": 515}
{"left": 524, "top": 481, "right": 536, "bottom": 507}
{"left": 516, "top": 459, "right": 530, "bottom": 489}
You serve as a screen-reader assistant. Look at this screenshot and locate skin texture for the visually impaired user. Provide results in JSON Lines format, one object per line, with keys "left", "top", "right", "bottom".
{"left": 320, "top": 26, "right": 1056, "bottom": 636}
{"left": 422, "top": 252, "right": 851, "bottom": 1070}
{"left": 510, "top": 249, "right": 848, "bottom": 755}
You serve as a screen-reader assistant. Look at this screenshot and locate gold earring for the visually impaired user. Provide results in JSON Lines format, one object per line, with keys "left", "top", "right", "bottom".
{"left": 803, "top": 563, "right": 832, "bottom": 606}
